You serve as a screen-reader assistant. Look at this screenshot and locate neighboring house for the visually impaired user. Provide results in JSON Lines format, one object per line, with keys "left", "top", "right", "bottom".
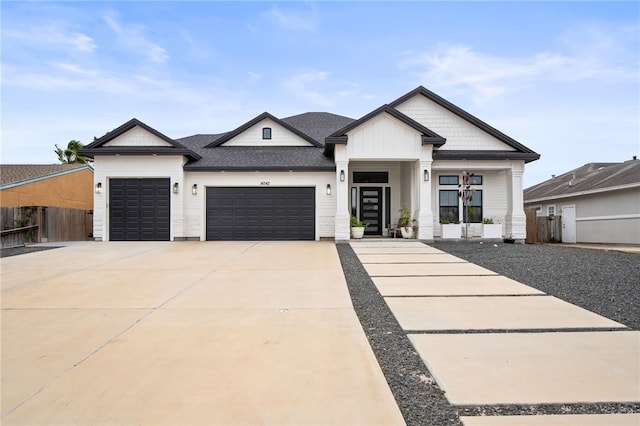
{"left": 79, "top": 86, "right": 540, "bottom": 242}
{"left": 524, "top": 158, "right": 640, "bottom": 244}
{"left": 0, "top": 164, "right": 94, "bottom": 209}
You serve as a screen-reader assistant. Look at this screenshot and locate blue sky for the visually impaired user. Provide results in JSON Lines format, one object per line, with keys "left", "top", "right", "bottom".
{"left": 2, "top": 1, "right": 638, "bottom": 188}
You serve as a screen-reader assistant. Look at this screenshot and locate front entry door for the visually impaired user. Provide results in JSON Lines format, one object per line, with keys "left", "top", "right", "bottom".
{"left": 360, "top": 187, "right": 382, "bottom": 236}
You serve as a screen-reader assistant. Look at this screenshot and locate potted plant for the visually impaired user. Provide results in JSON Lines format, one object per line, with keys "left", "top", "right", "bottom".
{"left": 482, "top": 218, "right": 502, "bottom": 239}
{"left": 440, "top": 218, "right": 462, "bottom": 239}
{"left": 350, "top": 216, "right": 367, "bottom": 239}
{"left": 398, "top": 205, "right": 414, "bottom": 239}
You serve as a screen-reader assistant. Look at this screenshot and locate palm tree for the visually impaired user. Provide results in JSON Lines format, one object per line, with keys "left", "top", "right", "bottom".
{"left": 54, "top": 140, "right": 89, "bottom": 164}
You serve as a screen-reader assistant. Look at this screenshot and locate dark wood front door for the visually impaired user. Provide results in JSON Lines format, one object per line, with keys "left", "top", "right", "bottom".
{"left": 360, "top": 187, "right": 382, "bottom": 236}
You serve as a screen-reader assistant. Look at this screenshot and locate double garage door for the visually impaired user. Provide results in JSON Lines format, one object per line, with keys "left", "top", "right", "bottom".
{"left": 206, "top": 187, "right": 315, "bottom": 240}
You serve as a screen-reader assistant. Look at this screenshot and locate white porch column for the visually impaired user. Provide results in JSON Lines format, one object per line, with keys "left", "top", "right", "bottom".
{"left": 417, "top": 159, "right": 434, "bottom": 241}
{"left": 505, "top": 163, "right": 526, "bottom": 242}
{"left": 334, "top": 155, "right": 350, "bottom": 241}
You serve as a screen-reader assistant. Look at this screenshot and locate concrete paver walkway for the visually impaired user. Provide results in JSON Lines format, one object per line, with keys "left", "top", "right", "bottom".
{"left": 350, "top": 240, "right": 640, "bottom": 426}
{"left": 1, "top": 241, "right": 404, "bottom": 425}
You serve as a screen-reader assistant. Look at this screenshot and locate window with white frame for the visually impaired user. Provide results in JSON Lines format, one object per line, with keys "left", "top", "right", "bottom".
{"left": 547, "top": 205, "right": 556, "bottom": 216}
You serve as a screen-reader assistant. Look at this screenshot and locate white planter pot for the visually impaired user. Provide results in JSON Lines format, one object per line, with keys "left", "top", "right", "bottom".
{"left": 482, "top": 224, "right": 502, "bottom": 239}
{"left": 351, "top": 227, "right": 365, "bottom": 239}
{"left": 400, "top": 227, "right": 414, "bottom": 239}
{"left": 441, "top": 223, "right": 461, "bottom": 239}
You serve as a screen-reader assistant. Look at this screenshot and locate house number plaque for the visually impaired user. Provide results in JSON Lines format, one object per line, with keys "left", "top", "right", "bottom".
{"left": 260, "top": 181, "right": 270, "bottom": 186}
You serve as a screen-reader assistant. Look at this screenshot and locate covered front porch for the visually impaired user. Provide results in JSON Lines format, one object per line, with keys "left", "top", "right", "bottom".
{"left": 334, "top": 159, "right": 527, "bottom": 242}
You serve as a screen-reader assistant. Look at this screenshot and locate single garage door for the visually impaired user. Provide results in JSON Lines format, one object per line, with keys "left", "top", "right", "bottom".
{"left": 109, "top": 178, "right": 170, "bottom": 241}
{"left": 206, "top": 187, "right": 315, "bottom": 240}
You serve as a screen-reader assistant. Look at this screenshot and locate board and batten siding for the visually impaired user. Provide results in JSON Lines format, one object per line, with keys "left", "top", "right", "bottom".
{"left": 222, "top": 118, "right": 311, "bottom": 147}
{"left": 395, "top": 95, "right": 515, "bottom": 151}
{"left": 103, "top": 126, "right": 173, "bottom": 147}
{"left": 346, "top": 113, "right": 423, "bottom": 159}
{"left": 183, "top": 171, "right": 336, "bottom": 240}
{"left": 92, "top": 155, "right": 185, "bottom": 241}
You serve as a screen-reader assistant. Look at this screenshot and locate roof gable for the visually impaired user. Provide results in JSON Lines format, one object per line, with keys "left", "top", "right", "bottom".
{"left": 205, "top": 112, "right": 323, "bottom": 148}
{"left": 79, "top": 118, "right": 201, "bottom": 160}
{"left": 390, "top": 86, "right": 539, "bottom": 159}
{"left": 324, "top": 105, "right": 446, "bottom": 155}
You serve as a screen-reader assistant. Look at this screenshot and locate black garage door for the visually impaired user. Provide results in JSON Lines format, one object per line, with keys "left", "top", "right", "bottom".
{"left": 206, "top": 187, "right": 315, "bottom": 240}
{"left": 109, "top": 178, "right": 170, "bottom": 241}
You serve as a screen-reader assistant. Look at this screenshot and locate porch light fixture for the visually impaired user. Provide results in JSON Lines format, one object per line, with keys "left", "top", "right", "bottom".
{"left": 340, "top": 170, "right": 345, "bottom": 182}
{"left": 173, "top": 182, "right": 179, "bottom": 194}
{"left": 95, "top": 182, "right": 102, "bottom": 194}
{"left": 326, "top": 184, "right": 331, "bottom": 195}
{"left": 192, "top": 184, "right": 198, "bottom": 195}
{"left": 423, "top": 170, "right": 430, "bottom": 182}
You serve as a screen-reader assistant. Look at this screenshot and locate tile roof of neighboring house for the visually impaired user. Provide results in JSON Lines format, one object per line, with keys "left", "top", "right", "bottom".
{"left": 524, "top": 159, "right": 640, "bottom": 202}
{"left": 0, "top": 164, "right": 92, "bottom": 188}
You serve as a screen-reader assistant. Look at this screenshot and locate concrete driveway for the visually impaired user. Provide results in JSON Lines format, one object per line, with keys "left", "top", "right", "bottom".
{"left": 1, "top": 241, "right": 404, "bottom": 425}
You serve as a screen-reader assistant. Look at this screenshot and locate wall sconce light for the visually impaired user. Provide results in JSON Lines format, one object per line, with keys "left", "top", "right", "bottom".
{"left": 423, "top": 170, "right": 430, "bottom": 182}
{"left": 192, "top": 184, "right": 198, "bottom": 195}
{"left": 95, "top": 182, "right": 102, "bottom": 194}
{"left": 340, "top": 170, "right": 345, "bottom": 182}
{"left": 173, "top": 182, "right": 179, "bottom": 194}
{"left": 326, "top": 184, "right": 331, "bottom": 195}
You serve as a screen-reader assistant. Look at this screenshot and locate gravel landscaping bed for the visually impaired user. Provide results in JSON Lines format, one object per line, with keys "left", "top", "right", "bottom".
{"left": 430, "top": 241, "right": 640, "bottom": 330}
{"left": 337, "top": 242, "right": 640, "bottom": 425}
{"left": 0, "top": 245, "right": 61, "bottom": 258}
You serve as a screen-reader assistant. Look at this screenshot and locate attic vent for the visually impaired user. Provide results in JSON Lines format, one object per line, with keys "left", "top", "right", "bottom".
{"left": 598, "top": 167, "right": 605, "bottom": 171}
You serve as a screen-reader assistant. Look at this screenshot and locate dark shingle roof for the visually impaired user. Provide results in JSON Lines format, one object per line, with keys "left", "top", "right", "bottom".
{"left": 524, "top": 159, "right": 640, "bottom": 201}
{"left": 0, "top": 164, "right": 92, "bottom": 187}
{"left": 177, "top": 113, "right": 353, "bottom": 171}
{"left": 281, "top": 112, "right": 355, "bottom": 146}
{"left": 183, "top": 146, "right": 335, "bottom": 171}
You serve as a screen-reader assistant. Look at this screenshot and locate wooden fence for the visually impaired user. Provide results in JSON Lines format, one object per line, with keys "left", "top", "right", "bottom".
{"left": 0, "top": 206, "right": 93, "bottom": 249}
{"left": 525, "top": 208, "right": 562, "bottom": 244}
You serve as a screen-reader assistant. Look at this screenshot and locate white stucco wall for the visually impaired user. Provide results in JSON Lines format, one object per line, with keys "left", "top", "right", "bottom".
{"left": 103, "top": 126, "right": 173, "bottom": 147}
{"left": 92, "top": 155, "right": 186, "bottom": 241}
{"left": 183, "top": 171, "right": 336, "bottom": 240}
{"left": 223, "top": 118, "right": 311, "bottom": 146}
{"left": 395, "top": 94, "right": 516, "bottom": 151}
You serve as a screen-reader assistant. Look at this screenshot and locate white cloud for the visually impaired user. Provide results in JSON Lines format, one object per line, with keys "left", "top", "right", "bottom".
{"left": 283, "top": 69, "right": 333, "bottom": 107}
{"left": 265, "top": 5, "right": 317, "bottom": 32}
{"left": 3, "top": 23, "right": 96, "bottom": 53}
{"left": 247, "top": 71, "right": 262, "bottom": 84}
{"left": 399, "top": 24, "right": 638, "bottom": 105}
{"left": 103, "top": 13, "right": 169, "bottom": 64}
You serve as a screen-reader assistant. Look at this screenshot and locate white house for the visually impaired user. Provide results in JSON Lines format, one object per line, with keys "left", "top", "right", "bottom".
{"left": 524, "top": 159, "right": 640, "bottom": 244}
{"left": 80, "top": 86, "right": 540, "bottom": 242}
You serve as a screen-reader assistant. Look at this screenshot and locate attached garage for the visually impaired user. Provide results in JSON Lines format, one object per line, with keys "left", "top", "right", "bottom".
{"left": 109, "top": 178, "right": 170, "bottom": 241}
{"left": 206, "top": 187, "right": 315, "bottom": 240}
